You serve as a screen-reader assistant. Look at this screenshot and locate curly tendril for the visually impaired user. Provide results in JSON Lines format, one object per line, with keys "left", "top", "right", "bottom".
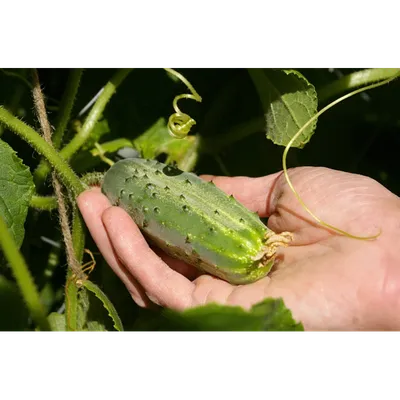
{"left": 164, "top": 68, "right": 202, "bottom": 139}
{"left": 283, "top": 72, "right": 400, "bottom": 241}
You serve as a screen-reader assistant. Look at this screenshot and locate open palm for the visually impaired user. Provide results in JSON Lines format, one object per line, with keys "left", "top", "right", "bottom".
{"left": 78, "top": 167, "right": 400, "bottom": 330}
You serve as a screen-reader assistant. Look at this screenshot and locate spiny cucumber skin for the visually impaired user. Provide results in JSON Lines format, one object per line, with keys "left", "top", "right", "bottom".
{"left": 101, "top": 158, "right": 277, "bottom": 285}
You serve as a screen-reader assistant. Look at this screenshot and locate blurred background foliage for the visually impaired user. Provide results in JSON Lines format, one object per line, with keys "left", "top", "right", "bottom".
{"left": 3, "top": 68, "right": 398, "bottom": 190}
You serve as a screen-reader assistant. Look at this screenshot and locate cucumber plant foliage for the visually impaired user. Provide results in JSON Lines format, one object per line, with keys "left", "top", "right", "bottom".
{"left": 0, "top": 67, "right": 399, "bottom": 331}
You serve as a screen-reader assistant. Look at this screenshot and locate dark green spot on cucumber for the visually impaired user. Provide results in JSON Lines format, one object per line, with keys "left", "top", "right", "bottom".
{"left": 163, "top": 164, "right": 183, "bottom": 177}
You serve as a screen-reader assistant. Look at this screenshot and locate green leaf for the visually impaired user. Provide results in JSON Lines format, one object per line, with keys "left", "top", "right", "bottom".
{"left": 248, "top": 69, "right": 318, "bottom": 149}
{"left": 48, "top": 312, "right": 66, "bottom": 331}
{"left": 0, "top": 275, "right": 29, "bottom": 330}
{"left": 75, "top": 286, "right": 108, "bottom": 331}
{"left": 0, "top": 139, "right": 34, "bottom": 248}
{"left": 83, "top": 280, "right": 123, "bottom": 331}
{"left": 159, "top": 298, "right": 304, "bottom": 334}
{"left": 133, "top": 118, "right": 200, "bottom": 172}
{"left": 86, "top": 321, "right": 107, "bottom": 331}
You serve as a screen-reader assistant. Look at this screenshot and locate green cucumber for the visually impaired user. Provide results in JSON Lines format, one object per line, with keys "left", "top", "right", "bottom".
{"left": 101, "top": 158, "right": 292, "bottom": 285}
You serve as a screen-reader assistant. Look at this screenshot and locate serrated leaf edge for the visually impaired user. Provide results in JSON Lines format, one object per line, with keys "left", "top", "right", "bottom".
{"left": 83, "top": 280, "right": 124, "bottom": 331}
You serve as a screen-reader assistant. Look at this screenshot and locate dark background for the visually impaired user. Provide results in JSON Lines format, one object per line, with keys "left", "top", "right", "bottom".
{"left": 2, "top": 68, "right": 399, "bottom": 194}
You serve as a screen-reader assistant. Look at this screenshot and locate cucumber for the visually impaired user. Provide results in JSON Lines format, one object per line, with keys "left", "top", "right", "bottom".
{"left": 101, "top": 158, "right": 292, "bottom": 285}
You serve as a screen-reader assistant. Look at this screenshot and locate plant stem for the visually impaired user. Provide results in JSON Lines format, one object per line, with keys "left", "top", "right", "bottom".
{"left": 0, "top": 69, "right": 28, "bottom": 138}
{"left": 0, "top": 106, "right": 84, "bottom": 195}
{"left": 318, "top": 68, "right": 400, "bottom": 103}
{"left": 34, "top": 69, "right": 133, "bottom": 184}
{"left": 199, "top": 117, "right": 264, "bottom": 154}
{"left": 0, "top": 68, "right": 60, "bottom": 106}
{"left": 90, "top": 138, "right": 133, "bottom": 157}
{"left": 62, "top": 69, "right": 132, "bottom": 159}
{"left": 53, "top": 69, "right": 84, "bottom": 149}
{"left": 72, "top": 203, "right": 85, "bottom": 264}
{"left": 65, "top": 201, "right": 86, "bottom": 331}
{"left": 0, "top": 214, "right": 51, "bottom": 331}
{"left": 65, "top": 271, "right": 78, "bottom": 331}
{"left": 30, "top": 195, "right": 58, "bottom": 210}
{"left": 33, "top": 69, "right": 83, "bottom": 187}
{"left": 0, "top": 68, "right": 33, "bottom": 90}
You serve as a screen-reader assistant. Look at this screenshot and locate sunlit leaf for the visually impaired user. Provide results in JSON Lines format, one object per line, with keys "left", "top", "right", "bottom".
{"left": 249, "top": 69, "right": 318, "bottom": 148}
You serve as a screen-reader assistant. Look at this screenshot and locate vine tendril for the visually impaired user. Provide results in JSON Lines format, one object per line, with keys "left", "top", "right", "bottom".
{"left": 164, "top": 68, "right": 202, "bottom": 139}
{"left": 283, "top": 72, "right": 400, "bottom": 240}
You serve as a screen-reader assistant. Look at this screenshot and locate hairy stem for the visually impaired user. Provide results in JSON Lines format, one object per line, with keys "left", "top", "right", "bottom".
{"left": 32, "top": 69, "right": 83, "bottom": 276}
{"left": 65, "top": 207, "right": 86, "bottom": 331}
{"left": 33, "top": 69, "right": 83, "bottom": 187}
{"left": 65, "top": 270, "right": 78, "bottom": 331}
{"left": 0, "top": 214, "right": 51, "bottom": 331}
{"left": 0, "top": 106, "right": 84, "bottom": 195}
{"left": 72, "top": 203, "right": 85, "bottom": 265}
{"left": 318, "top": 68, "right": 400, "bottom": 103}
{"left": 34, "top": 69, "right": 133, "bottom": 184}
{"left": 30, "top": 195, "right": 58, "bottom": 210}
{"left": 32, "top": 70, "right": 85, "bottom": 332}
{"left": 0, "top": 68, "right": 60, "bottom": 106}
{"left": 53, "top": 177, "right": 82, "bottom": 277}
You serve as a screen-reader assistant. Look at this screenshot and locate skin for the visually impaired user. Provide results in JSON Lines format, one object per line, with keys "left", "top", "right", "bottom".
{"left": 77, "top": 167, "right": 400, "bottom": 331}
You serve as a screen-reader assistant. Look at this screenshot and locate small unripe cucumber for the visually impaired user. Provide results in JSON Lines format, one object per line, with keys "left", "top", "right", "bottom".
{"left": 101, "top": 159, "right": 292, "bottom": 285}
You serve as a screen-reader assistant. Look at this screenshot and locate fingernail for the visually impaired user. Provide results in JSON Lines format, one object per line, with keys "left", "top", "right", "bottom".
{"left": 145, "top": 292, "right": 162, "bottom": 307}
{"left": 131, "top": 294, "right": 147, "bottom": 308}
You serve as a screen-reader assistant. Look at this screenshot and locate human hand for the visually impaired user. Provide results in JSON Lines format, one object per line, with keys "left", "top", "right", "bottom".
{"left": 77, "top": 166, "right": 400, "bottom": 330}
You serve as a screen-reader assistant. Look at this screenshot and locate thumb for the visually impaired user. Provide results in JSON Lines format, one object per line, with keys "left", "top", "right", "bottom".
{"left": 199, "top": 171, "right": 284, "bottom": 218}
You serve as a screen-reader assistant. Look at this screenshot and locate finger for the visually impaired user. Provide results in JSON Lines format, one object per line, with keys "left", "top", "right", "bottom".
{"left": 77, "top": 189, "right": 153, "bottom": 308}
{"left": 265, "top": 166, "right": 386, "bottom": 238}
{"left": 102, "top": 206, "right": 195, "bottom": 310}
{"left": 200, "top": 172, "right": 283, "bottom": 217}
{"left": 200, "top": 170, "right": 321, "bottom": 244}
{"left": 201, "top": 168, "right": 353, "bottom": 240}
{"left": 151, "top": 246, "right": 201, "bottom": 281}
